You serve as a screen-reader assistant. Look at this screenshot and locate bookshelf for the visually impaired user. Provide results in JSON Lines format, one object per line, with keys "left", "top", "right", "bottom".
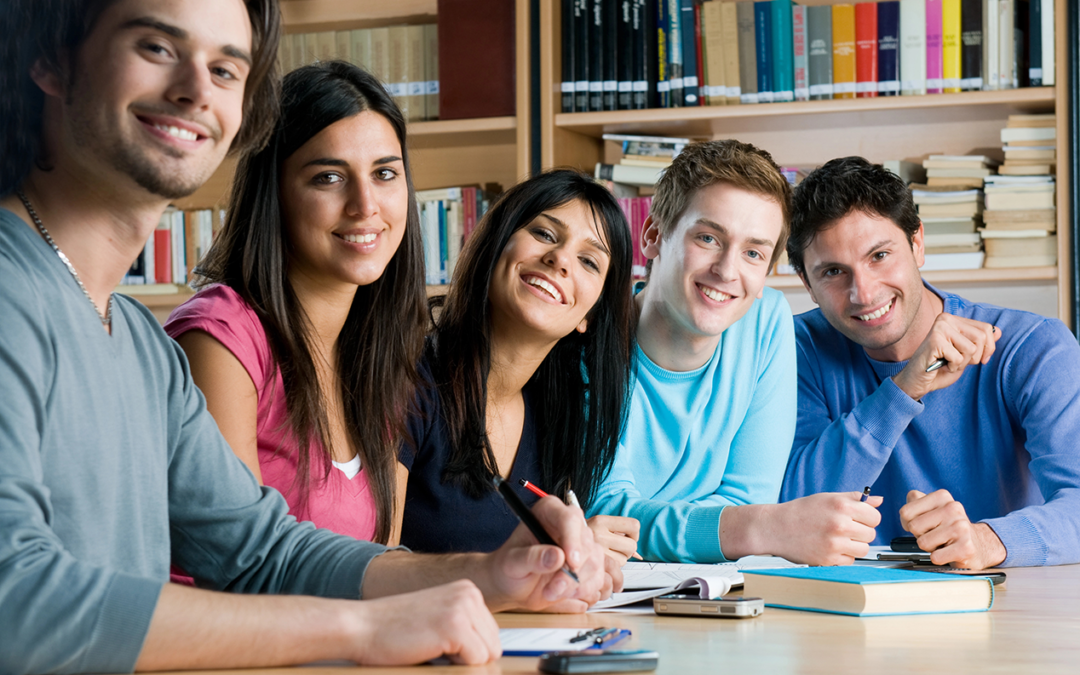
{"left": 538, "top": 0, "right": 1072, "bottom": 325}
{"left": 128, "top": 0, "right": 533, "bottom": 321}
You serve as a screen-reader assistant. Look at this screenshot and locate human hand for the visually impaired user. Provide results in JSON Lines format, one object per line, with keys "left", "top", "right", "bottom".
{"left": 899, "top": 489, "right": 1007, "bottom": 570}
{"left": 586, "top": 515, "right": 641, "bottom": 566}
{"left": 892, "top": 314, "right": 1001, "bottom": 401}
{"left": 350, "top": 581, "right": 500, "bottom": 665}
{"left": 483, "top": 496, "right": 607, "bottom": 613}
{"left": 766, "top": 492, "right": 883, "bottom": 566}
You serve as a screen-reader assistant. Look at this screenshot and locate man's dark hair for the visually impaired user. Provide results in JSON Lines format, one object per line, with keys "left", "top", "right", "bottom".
{"left": 787, "top": 156, "right": 922, "bottom": 277}
{"left": 0, "top": 0, "right": 281, "bottom": 196}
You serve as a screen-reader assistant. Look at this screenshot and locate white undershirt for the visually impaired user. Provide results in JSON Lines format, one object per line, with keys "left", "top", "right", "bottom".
{"left": 331, "top": 454, "right": 362, "bottom": 480}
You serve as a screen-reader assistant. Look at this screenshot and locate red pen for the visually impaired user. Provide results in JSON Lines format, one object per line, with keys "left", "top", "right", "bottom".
{"left": 519, "top": 479, "right": 549, "bottom": 498}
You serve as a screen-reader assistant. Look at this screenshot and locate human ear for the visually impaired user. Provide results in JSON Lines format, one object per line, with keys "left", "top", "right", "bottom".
{"left": 575, "top": 317, "right": 588, "bottom": 334}
{"left": 30, "top": 58, "right": 64, "bottom": 98}
{"left": 912, "top": 222, "right": 926, "bottom": 268}
{"left": 641, "top": 216, "right": 662, "bottom": 260}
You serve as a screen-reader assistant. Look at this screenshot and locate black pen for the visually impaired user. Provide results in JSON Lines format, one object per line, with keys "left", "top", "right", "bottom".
{"left": 493, "top": 476, "right": 579, "bottom": 583}
{"left": 860, "top": 486, "right": 871, "bottom": 502}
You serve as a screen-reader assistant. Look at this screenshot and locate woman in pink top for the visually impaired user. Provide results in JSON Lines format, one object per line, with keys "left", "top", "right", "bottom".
{"left": 165, "top": 62, "right": 427, "bottom": 544}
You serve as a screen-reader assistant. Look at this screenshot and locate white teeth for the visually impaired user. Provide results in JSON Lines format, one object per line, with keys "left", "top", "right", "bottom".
{"left": 525, "top": 276, "right": 563, "bottom": 303}
{"left": 155, "top": 124, "right": 198, "bottom": 141}
{"left": 857, "top": 300, "right": 893, "bottom": 321}
{"left": 700, "top": 285, "right": 732, "bottom": 303}
{"left": 342, "top": 233, "right": 377, "bottom": 244}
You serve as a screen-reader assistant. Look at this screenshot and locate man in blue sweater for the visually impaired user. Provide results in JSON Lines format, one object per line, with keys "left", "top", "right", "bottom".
{"left": 588, "top": 140, "right": 884, "bottom": 564}
{"left": 0, "top": 1, "right": 605, "bottom": 673}
{"left": 782, "top": 156, "right": 1080, "bottom": 569}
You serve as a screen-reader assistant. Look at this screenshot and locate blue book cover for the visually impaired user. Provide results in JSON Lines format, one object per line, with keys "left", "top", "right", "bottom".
{"left": 770, "top": 0, "right": 794, "bottom": 101}
{"left": 656, "top": 0, "right": 671, "bottom": 107}
{"left": 680, "top": 0, "right": 699, "bottom": 105}
{"left": 754, "top": 1, "right": 774, "bottom": 101}
{"left": 877, "top": 1, "right": 900, "bottom": 95}
{"left": 743, "top": 567, "right": 995, "bottom": 617}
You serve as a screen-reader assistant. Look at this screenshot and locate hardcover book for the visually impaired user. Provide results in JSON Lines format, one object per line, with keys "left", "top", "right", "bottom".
{"left": 983, "top": 0, "right": 1000, "bottom": 90}
{"left": 737, "top": 2, "right": 760, "bottom": 103}
{"left": 961, "top": 0, "right": 984, "bottom": 89}
{"left": 702, "top": 0, "right": 727, "bottom": 105}
{"left": 807, "top": 4, "right": 834, "bottom": 99}
{"left": 721, "top": 1, "right": 743, "bottom": 103}
{"left": 793, "top": 4, "right": 809, "bottom": 101}
{"left": 926, "top": 0, "right": 944, "bottom": 93}
{"left": 754, "top": 1, "right": 774, "bottom": 102}
{"left": 770, "top": 0, "right": 795, "bottom": 102}
{"left": 831, "top": 4, "right": 857, "bottom": 99}
{"left": 899, "top": 0, "right": 927, "bottom": 94}
{"left": 438, "top": 0, "right": 515, "bottom": 119}
{"left": 941, "top": 0, "right": 962, "bottom": 91}
{"left": 562, "top": 0, "right": 576, "bottom": 111}
{"left": 1027, "top": 0, "right": 1041, "bottom": 85}
{"left": 855, "top": 2, "right": 878, "bottom": 97}
{"left": 877, "top": 1, "right": 900, "bottom": 95}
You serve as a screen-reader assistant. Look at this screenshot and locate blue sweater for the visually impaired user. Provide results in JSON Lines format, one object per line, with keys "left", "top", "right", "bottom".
{"left": 782, "top": 283, "right": 1080, "bottom": 567}
{"left": 587, "top": 288, "right": 797, "bottom": 562}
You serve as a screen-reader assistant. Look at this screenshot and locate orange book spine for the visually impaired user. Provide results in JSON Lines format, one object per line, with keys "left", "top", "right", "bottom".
{"left": 832, "top": 4, "right": 856, "bottom": 98}
{"left": 854, "top": 3, "right": 878, "bottom": 97}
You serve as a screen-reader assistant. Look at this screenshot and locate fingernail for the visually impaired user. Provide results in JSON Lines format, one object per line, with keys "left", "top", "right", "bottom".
{"left": 542, "top": 548, "right": 559, "bottom": 569}
{"left": 569, "top": 550, "right": 582, "bottom": 567}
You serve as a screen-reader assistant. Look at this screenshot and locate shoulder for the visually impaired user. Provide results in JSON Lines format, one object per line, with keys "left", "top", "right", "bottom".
{"left": 726, "top": 287, "right": 795, "bottom": 352}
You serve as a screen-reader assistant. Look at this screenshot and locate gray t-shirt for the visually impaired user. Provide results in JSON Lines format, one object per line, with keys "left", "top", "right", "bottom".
{"left": 0, "top": 208, "right": 387, "bottom": 674}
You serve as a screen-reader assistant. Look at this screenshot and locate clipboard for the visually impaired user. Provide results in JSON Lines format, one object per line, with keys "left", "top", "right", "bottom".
{"left": 500, "top": 628, "right": 632, "bottom": 656}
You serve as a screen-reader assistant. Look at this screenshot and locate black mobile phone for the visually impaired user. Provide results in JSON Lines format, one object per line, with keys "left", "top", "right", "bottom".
{"left": 538, "top": 649, "right": 659, "bottom": 674}
{"left": 891, "top": 535, "right": 922, "bottom": 552}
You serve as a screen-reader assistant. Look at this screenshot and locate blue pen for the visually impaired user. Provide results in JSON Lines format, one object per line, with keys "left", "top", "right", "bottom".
{"left": 860, "top": 486, "right": 871, "bottom": 502}
{"left": 595, "top": 628, "right": 631, "bottom": 648}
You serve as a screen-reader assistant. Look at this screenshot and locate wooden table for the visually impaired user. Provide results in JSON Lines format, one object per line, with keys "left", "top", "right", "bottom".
{"left": 163, "top": 565, "right": 1080, "bottom": 675}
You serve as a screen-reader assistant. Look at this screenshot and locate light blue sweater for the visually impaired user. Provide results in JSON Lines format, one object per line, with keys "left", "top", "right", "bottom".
{"left": 782, "top": 283, "right": 1080, "bottom": 567}
{"left": 588, "top": 288, "right": 797, "bottom": 562}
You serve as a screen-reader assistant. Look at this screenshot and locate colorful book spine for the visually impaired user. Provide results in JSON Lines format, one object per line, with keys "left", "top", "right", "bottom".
{"left": 900, "top": 0, "right": 927, "bottom": 94}
{"left": 855, "top": 2, "right": 878, "bottom": 97}
{"left": 793, "top": 4, "right": 809, "bottom": 101}
{"left": 693, "top": 1, "right": 706, "bottom": 105}
{"left": 770, "top": 0, "right": 795, "bottom": 102}
{"left": 807, "top": 4, "right": 834, "bottom": 99}
{"left": 754, "top": 1, "right": 774, "bottom": 102}
{"left": 721, "top": 2, "right": 743, "bottom": 103}
{"left": 926, "top": 0, "right": 944, "bottom": 93}
{"left": 832, "top": 4, "right": 857, "bottom": 99}
{"left": 877, "top": 1, "right": 900, "bottom": 95}
{"left": 737, "top": 1, "right": 759, "bottom": 103}
{"left": 681, "top": 0, "right": 700, "bottom": 104}
{"left": 656, "top": 0, "right": 671, "bottom": 107}
{"left": 941, "top": 0, "right": 962, "bottom": 91}
{"left": 961, "top": 0, "right": 984, "bottom": 89}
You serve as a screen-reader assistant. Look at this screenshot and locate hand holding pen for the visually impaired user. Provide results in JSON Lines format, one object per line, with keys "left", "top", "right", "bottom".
{"left": 521, "top": 480, "right": 643, "bottom": 562}
{"left": 891, "top": 314, "right": 1001, "bottom": 402}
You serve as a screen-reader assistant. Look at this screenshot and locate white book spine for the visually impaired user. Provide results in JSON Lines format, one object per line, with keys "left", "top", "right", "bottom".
{"left": 983, "top": 0, "right": 999, "bottom": 91}
{"left": 998, "top": 0, "right": 1014, "bottom": 89}
{"left": 1041, "top": 0, "right": 1055, "bottom": 85}
{"left": 899, "top": 0, "right": 927, "bottom": 95}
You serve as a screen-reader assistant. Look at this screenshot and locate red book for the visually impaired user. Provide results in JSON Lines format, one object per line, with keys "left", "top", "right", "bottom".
{"left": 153, "top": 228, "right": 172, "bottom": 284}
{"left": 437, "top": 0, "right": 515, "bottom": 119}
{"left": 461, "top": 187, "right": 477, "bottom": 242}
{"left": 855, "top": 2, "right": 878, "bottom": 97}
{"left": 694, "top": 3, "right": 706, "bottom": 106}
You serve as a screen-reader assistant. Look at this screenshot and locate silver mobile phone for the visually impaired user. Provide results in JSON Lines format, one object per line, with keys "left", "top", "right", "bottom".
{"left": 654, "top": 593, "right": 764, "bottom": 618}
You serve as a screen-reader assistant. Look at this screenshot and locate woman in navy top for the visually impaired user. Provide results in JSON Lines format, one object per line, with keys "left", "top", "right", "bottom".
{"left": 400, "top": 169, "right": 640, "bottom": 570}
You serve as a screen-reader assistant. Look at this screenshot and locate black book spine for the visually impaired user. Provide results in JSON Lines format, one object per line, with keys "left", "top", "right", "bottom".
{"left": 961, "top": 0, "right": 983, "bottom": 90}
{"left": 1028, "top": 0, "right": 1042, "bottom": 85}
{"left": 1015, "top": 0, "right": 1030, "bottom": 87}
{"left": 574, "top": 0, "right": 590, "bottom": 111}
{"left": 638, "top": 0, "right": 657, "bottom": 108}
{"left": 655, "top": 0, "right": 670, "bottom": 107}
{"left": 604, "top": 0, "right": 619, "bottom": 109}
{"left": 618, "top": 0, "right": 634, "bottom": 108}
{"left": 589, "top": 0, "right": 604, "bottom": 110}
{"left": 562, "top": 0, "right": 576, "bottom": 111}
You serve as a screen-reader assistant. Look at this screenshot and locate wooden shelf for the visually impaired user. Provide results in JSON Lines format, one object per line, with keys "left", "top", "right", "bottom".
{"left": 767, "top": 266, "right": 1058, "bottom": 289}
{"left": 409, "top": 116, "right": 517, "bottom": 148}
{"left": 281, "top": 0, "right": 436, "bottom": 31}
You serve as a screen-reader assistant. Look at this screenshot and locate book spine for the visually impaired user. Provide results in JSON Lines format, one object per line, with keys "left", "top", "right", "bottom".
{"left": 351, "top": 29, "right": 371, "bottom": 71}
{"left": 984, "top": 0, "right": 1000, "bottom": 90}
{"left": 941, "top": 0, "right": 962, "bottom": 91}
{"left": 694, "top": 1, "right": 706, "bottom": 105}
{"left": 562, "top": 0, "right": 576, "bottom": 111}
{"left": 336, "top": 30, "right": 352, "bottom": 65}
{"left": 668, "top": 0, "right": 684, "bottom": 106}
{"left": 1040, "top": 0, "right": 1053, "bottom": 84}
{"left": 961, "top": 0, "right": 984, "bottom": 89}
{"left": 737, "top": 1, "right": 759, "bottom": 103}
{"left": 1014, "top": 0, "right": 1030, "bottom": 87}
{"left": 575, "top": 0, "right": 590, "bottom": 111}
{"left": 878, "top": 1, "right": 901, "bottom": 95}
{"left": 703, "top": 1, "right": 727, "bottom": 105}
{"left": 900, "top": 0, "right": 927, "bottom": 94}
{"left": 793, "top": 4, "right": 809, "bottom": 101}
{"left": 657, "top": 0, "right": 671, "bottom": 107}
{"left": 154, "top": 227, "right": 171, "bottom": 285}
{"left": 171, "top": 210, "right": 185, "bottom": 285}
{"left": 855, "top": 2, "right": 879, "bottom": 97}
{"left": 754, "top": 1, "right": 774, "bottom": 102}
{"left": 634, "top": 0, "right": 652, "bottom": 108}
{"left": 807, "top": 5, "right": 834, "bottom": 99}
{"left": 1027, "top": 0, "right": 1041, "bottom": 85}
{"left": 680, "top": 0, "right": 700, "bottom": 105}
{"left": 589, "top": 0, "right": 604, "bottom": 110}
{"left": 771, "top": 0, "right": 795, "bottom": 102}
{"left": 388, "top": 27, "right": 410, "bottom": 116}
{"left": 183, "top": 211, "right": 199, "bottom": 281}
{"left": 721, "top": 2, "right": 743, "bottom": 103}
{"left": 407, "top": 25, "right": 427, "bottom": 119}
{"left": 832, "top": 4, "right": 856, "bottom": 98}
{"left": 998, "top": 0, "right": 1014, "bottom": 88}
{"left": 618, "top": 0, "right": 635, "bottom": 108}
{"left": 604, "top": 0, "right": 619, "bottom": 109}
{"left": 926, "top": 0, "right": 944, "bottom": 93}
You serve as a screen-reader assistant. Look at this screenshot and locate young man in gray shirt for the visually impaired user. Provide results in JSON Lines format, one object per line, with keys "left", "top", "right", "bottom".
{"left": 0, "top": 1, "right": 607, "bottom": 673}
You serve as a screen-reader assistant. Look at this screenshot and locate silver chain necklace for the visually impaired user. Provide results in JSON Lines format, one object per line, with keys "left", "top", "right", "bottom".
{"left": 16, "top": 188, "right": 113, "bottom": 327}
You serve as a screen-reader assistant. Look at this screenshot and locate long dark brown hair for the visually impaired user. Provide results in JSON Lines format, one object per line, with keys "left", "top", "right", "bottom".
{"left": 428, "top": 169, "right": 635, "bottom": 508}
{"left": 196, "top": 61, "right": 427, "bottom": 544}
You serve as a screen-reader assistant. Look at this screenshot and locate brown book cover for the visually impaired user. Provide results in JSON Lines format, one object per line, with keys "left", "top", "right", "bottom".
{"left": 388, "top": 26, "right": 411, "bottom": 118}
{"left": 424, "top": 24, "right": 439, "bottom": 120}
{"left": 407, "top": 25, "right": 427, "bottom": 120}
{"left": 982, "top": 208, "right": 1055, "bottom": 225}
{"left": 438, "top": 0, "right": 516, "bottom": 119}
{"left": 370, "top": 27, "right": 391, "bottom": 85}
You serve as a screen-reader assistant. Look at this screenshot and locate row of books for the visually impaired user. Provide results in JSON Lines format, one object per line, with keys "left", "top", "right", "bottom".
{"left": 279, "top": 26, "right": 439, "bottom": 121}
{"left": 418, "top": 186, "right": 496, "bottom": 286}
{"left": 123, "top": 208, "right": 223, "bottom": 287}
{"left": 560, "top": 0, "right": 1055, "bottom": 111}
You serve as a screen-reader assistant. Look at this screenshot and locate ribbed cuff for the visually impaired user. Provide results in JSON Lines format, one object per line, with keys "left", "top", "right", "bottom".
{"left": 685, "top": 506, "right": 727, "bottom": 563}
{"left": 81, "top": 573, "right": 163, "bottom": 674}
{"left": 852, "top": 378, "right": 924, "bottom": 450}
{"left": 982, "top": 515, "right": 1047, "bottom": 568}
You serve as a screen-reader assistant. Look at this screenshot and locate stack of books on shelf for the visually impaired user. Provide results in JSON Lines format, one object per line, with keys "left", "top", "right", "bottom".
{"left": 923, "top": 154, "right": 997, "bottom": 189}
{"left": 998, "top": 114, "right": 1056, "bottom": 175}
{"left": 911, "top": 185, "right": 985, "bottom": 270}
{"left": 560, "top": 0, "right": 1055, "bottom": 112}
{"left": 595, "top": 134, "right": 692, "bottom": 187}
{"left": 417, "top": 186, "right": 496, "bottom": 286}
{"left": 279, "top": 25, "right": 438, "bottom": 121}
{"left": 980, "top": 175, "right": 1056, "bottom": 267}
{"left": 121, "top": 207, "right": 223, "bottom": 291}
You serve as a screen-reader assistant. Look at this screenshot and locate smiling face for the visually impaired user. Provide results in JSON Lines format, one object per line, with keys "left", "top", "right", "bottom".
{"left": 278, "top": 110, "right": 409, "bottom": 293}
{"left": 643, "top": 182, "right": 782, "bottom": 342}
{"left": 799, "top": 209, "right": 935, "bottom": 361}
{"left": 488, "top": 198, "right": 612, "bottom": 343}
{"left": 38, "top": 0, "right": 252, "bottom": 200}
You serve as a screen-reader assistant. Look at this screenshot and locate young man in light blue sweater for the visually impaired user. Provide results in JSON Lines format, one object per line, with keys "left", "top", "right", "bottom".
{"left": 587, "top": 140, "right": 884, "bottom": 564}
{"left": 782, "top": 156, "right": 1080, "bottom": 570}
